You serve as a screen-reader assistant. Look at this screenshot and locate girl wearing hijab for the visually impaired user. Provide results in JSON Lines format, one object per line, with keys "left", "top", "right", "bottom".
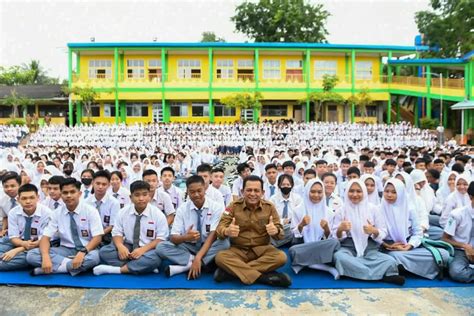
{"left": 439, "top": 174, "right": 471, "bottom": 228}
{"left": 381, "top": 178, "right": 449, "bottom": 280}
{"left": 289, "top": 179, "right": 340, "bottom": 279}
{"left": 433, "top": 171, "right": 457, "bottom": 216}
{"left": 410, "top": 169, "right": 436, "bottom": 213}
{"left": 32, "top": 161, "right": 46, "bottom": 186}
{"left": 361, "top": 174, "right": 381, "bottom": 206}
{"left": 130, "top": 161, "right": 143, "bottom": 183}
{"left": 20, "top": 169, "right": 33, "bottom": 186}
{"left": 332, "top": 179, "right": 404, "bottom": 285}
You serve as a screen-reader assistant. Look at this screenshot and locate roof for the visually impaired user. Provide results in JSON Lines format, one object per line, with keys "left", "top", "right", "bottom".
{"left": 451, "top": 100, "right": 474, "bottom": 111}
{"left": 67, "top": 42, "right": 430, "bottom": 52}
{"left": 0, "top": 85, "right": 67, "bottom": 100}
{"left": 387, "top": 50, "right": 474, "bottom": 65}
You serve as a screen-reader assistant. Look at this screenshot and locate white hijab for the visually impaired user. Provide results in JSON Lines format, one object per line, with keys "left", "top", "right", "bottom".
{"left": 450, "top": 174, "right": 471, "bottom": 208}
{"left": 361, "top": 174, "right": 380, "bottom": 205}
{"left": 382, "top": 178, "right": 409, "bottom": 244}
{"left": 342, "top": 179, "right": 372, "bottom": 257}
{"left": 301, "top": 179, "right": 331, "bottom": 243}
{"left": 437, "top": 171, "right": 457, "bottom": 199}
{"left": 410, "top": 169, "right": 435, "bottom": 212}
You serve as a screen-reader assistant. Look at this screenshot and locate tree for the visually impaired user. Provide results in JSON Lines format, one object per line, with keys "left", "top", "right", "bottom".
{"left": 0, "top": 66, "right": 34, "bottom": 85}
{"left": 220, "top": 91, "right": 263, "bottom": 110}
{"left": 201, "top": 31, "right": 225, "bottom": 42}
{"left": 2, "top": 89, "right": 34, "bottom": 119}
{"left": 347, "top": 88, "right": 373, "bottom": 118}
{"left": 232, "top": 0, "right": 330, "bottom": 42}
{"left": 64, "top": 86, "right": 98, "bottom": 122}
{"left": 415, "top": 0, "right": 474, "bottom": 57}
{"left": 300, "top": 74, "right": 344, "bottom": 121}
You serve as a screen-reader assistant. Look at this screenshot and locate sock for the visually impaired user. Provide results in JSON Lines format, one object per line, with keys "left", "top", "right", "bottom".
{"left": 32, "top": 267, "right": 45, "bottom": 275}
{"left": 308, "top": 263, "right": 340, "bottom": 280}
{"left": 93, "top": 265, "right": 121, "bottom": 275}
{"left": 57, "top": 258, "right": 72, "bottom": 273}
{"left": 168, "top": 255, "right": 194, "bottom": 277}
{"left": 153, "top": 268, "right": 159, "bottom": 274}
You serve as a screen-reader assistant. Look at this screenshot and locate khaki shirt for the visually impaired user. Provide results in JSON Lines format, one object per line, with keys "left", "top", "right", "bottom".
{"left": 216, "top": 198, "right": 284, "bottom": 249}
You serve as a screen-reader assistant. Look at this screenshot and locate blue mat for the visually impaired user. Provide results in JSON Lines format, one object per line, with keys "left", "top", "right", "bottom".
{"left": 0, "top": 254, "right": 471, "bottom": 289}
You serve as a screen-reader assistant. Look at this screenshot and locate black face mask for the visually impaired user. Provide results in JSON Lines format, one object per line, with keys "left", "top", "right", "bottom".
{"left": 81, "top": 178, "right": 92, "bottom": 186}
{"left": 64, "top": 169, "right": 73, "bottom": 176}
{"left": 280, "top": 187, "right": 292, "bottom": 195}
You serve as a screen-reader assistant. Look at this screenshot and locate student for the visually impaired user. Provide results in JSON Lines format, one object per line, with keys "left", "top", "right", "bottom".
{"left": 381, "top": 178, "right": 449, "bottom": 280}
{"left": 27, "top": 178, "right": 104, "bottom": 276}
{"left": 108, "top": 171, "right": 131, "bottom": 209}
{"left": 442, "top": 181, "right": 474, "bottom": 283}
{"left": 339, "top": 166, "right": 360, "bottom": 198}
{"left": 281, "top": 160, "right": 304, "bottom": 194}
{"left": 210, "top": 168, "right": 232, "bottom": 206}
{"left": 426, "top": 169, "right": 441, "bottom": 192}
{"left": 361, "top": 174, "right": 381, "bottom": 206}
{"left": 314, "top": 160, "right": 328, "bottom": 179}
{"left": 332, "top": 179, "right": 404, "bottom": 285}
{"left": 0, "top": 184, "right": 52, "bottom": 271}
{"left": 80, "top": 169, "right": 94, "bottom": 200}
{"left": 269, "top": 174, "right": 304, "bottom": 247}
{"left": 0, "top": 172, "right": 21, "bottom": 236}
{"left": 85, "top": 170, "right": 120, "bottom": 245}
{"left": 156, "top": 175, "right": 229, "bottom": 279}
{"left": 231, "top": 163, "right": 251, "bottom": 201}
{"left": 94, "top": 181, "right": 168, "bottom": 275}
{"left": 196, "top": 164, "right": 225, "bottom": 208}
{"left": 303, "top": 169, "right": 317, "bottom": 186}
{"left": 289, "top": 179, "right": 340, "bottom": 278}
{"left": 410, "top": 169, "right": 435, "bottom": 214}
{"left": 263, "top": 163, "right": 278, "bottom": 200}
{"left": 142, "top": 169, "right": 175, "bottom": 226}
{"left": 41, "top": 176, "right": 65, "bottom": 210}
{"left": 321, "top": 173, "right": 343, "bottom": 214}
{"left": 159, "top": 167, "right": 185, "bottom": 210}
{"left": 439, "top": 174, "right": 471, "bottom": 228}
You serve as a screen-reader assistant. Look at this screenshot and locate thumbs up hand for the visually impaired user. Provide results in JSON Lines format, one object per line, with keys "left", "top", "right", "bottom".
{"left": 185, "top": 224, "right": 201, "bottom": 242}
{"left": 226, "top": 218, "right": 240, "bottom": 238}
{"left": 363, "top": 219, "right": 377, "bottom": 235}
{"left": 265, "top": 216, "right": 279, "bottom": 236}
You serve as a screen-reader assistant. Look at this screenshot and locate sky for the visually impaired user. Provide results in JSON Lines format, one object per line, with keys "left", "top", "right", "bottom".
{"left": 0, "top": 0, "right": 431, "bottom": 80}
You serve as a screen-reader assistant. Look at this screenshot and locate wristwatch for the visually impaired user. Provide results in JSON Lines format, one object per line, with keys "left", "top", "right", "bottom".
{"left": 79, "top": 247, "right": 89, "bottom": 254}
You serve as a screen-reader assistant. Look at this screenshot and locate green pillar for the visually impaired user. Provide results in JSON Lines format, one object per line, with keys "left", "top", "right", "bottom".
{"left": 395, "top": 65, "right": 400, "bottom": 76}
{"left": 120, "top": 100, "right": 126, "bottom": 123}
{"left": 426, "top": 65, "right": 432, "bottom": 118}
{"left": 76, "top": 101, "right": 82, "bottom": 125}
{"left": 161, "top": 48, "right": 170, "bottom": 123}
{"left": 68, "top": 48, "right": 73, "bottom": 126}
{"left": 114, "top": 47, "right": 119, "bottom": 124}
{"left": 387, "top": 96, "right": 391, "bottom": 124}
{"left": 387, "top": 51, "right": 393, "bottom": 84}
{"left": 414, "top": 102, "right": 419, "bottom": 127}
{"left": 208, "top": 48, "right": 214, "bottom": 123}
{"left": 443, "top": 103, "right": 448, "bottom": 128}
{"left": 465, "top": 63, "right": 471, "bottom": 100}
{"left": 252, "top": 108, "right": 259, "bottom": 123}
{"left": 254, "top": 49, "right": 259, "bottom": 89}
{"left": 305, "top": 49, "right": 311, "bottom": 122}
{"left": 351, "top": 49, "right": 355, "bottom": 123}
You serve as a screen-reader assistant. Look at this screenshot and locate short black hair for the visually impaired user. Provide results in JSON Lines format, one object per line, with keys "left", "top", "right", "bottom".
{"left": 211, "top": 167, "right": 225, "bottom": 174}
{"left": 347, "top": 166, "right": 361, "bottom": 177}
{"left": 196, "top": 163, "right": 213, "bottom": 174}
{"left": 415, "top": 158, "right": 426, "bottom": 165}
{"left": 341, "top": 158, "right": 351, "bottom": 165}
{"left": 186, "top": 175, "right": 205, "bottom": 188}
{"left": 18, "top": 183, "right": 38, "bottom": 196}
{"left": 243, "top": 175, "right": 264, "bottom": 190}
{"left": 60, "top": 177, "right": 81, "bottom": 191}
{"left": 385, "top": 159, "right": 397, "bottom": 166}
{"left": 130, "top": 180, "right": 150, "bottom": 193}
{"left": 111, "top": 171, "right": 123, "bottom": 181}
{"left": 433, "top": 158, "right": 444, "bottom": 164}
{"left": 359, "top": 155, "right": 369, "bottom": 162}
{"left": 142, "top": 169, "right": 158, "bottom": 178}
{"left": 81, "top": 169, "right": 94, "bottom": 177}
{"left": 264, "top": 163, "right": 277, "bottom": 172}
{"left": 93, "top": 170, "right": 111, "bottom": 181}
{"left": 315, "top": 160, "right": 327, "bottom": 166}
{"left": 2, "top": 171, "right": 21, "bottom": 185}
{"left": 451, "top": 163, "right": 465, "bottom": 174}
{"left": 282, "top": 161, "right": 296, "bottom": 169}
{"left": 426, "top": 168, "right": 440, "bottom": 180}
{"left": 237, "top": 163, "right": 250, "bottom": 174}
{"left": 321, "top": 172, "right": 337, "bottom": 183}
{"left": 364, "top": 161, "right": 375, "bottom": 168}
{"left": 160, "top": 166, "right": 175, "bottom": 177}
{"left": 277, "top": 174, "right": 294, "bottom": 187}
{"left": 48, "top": 175, "right": 64, "bottom": 186}
{"left": 303, "top": 169, "right": 317, "bottom": 177}
{"left": 468, "top": 181, "right": 474, "bottom": 197}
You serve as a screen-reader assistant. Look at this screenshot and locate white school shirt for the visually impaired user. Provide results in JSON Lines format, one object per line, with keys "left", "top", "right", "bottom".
{"left": 159, "top": 185, "right": 184, "bottom": 210}
{"left": 171, "top": 198, "right": 223, "bottom": 243}
{"left": 108, "top": 186, "right": 132, "bottom": 208}
{"left": 150, "top": 190, "right": 176, "bottom": 216}
{"left": 326, "top": 192, "right": 343, "bottom": 213}
{"left": 214, "top": 184, "right": 232, "bottom": 206}
{"left": 85, "top": 193, "right": 120, "bottom": 228}
{"left": 205, "top": 186, "right": 225, "bottom": 208}
{"left": 444, "top": 205, "right": 474, "bottom": 248}
{"left": 8, "top": 204, "right": 52, "bottom": 241}
{"left": 269, "top": 192, "right": 303, "bottom": 224}
{"left": 43, "top": 202, "right": 104, "bottom": 248}
{"left": 0, "top": 195, "right": 18, "bottom": 218}
{"left": 231, "top": 177, "right": 244, "bottom": 198}
{"left": 263, "top": 181, "right": 278, "bottom": 200}
{"left": 112, "top": 204, "right": 169, "bottom": 247}
{"left": 41, "top": 197, "right": 65, "bottom": 211}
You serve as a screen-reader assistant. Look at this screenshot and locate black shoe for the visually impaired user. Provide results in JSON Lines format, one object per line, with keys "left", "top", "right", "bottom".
{"left": 257, "top": 272, "right": 292, "bottom": 287}
{"left": 164, "top": 266, "right": 171, "bottom": 278}
{"left": 382, "top": 275, "right": 405, "bottom": 286}
{"left": 213, "top": 268, "right": 232, "bottom": 283}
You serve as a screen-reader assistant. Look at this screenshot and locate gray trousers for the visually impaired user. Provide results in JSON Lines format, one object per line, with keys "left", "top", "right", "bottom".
{"left": 156, "top": 239, "right": 230, "bottom": 266}
{"left": 449, "top": 250, "right": 474, "bottom": 283}
{"left": 99, "top": 243, "right": 161, "bottom": 274}
{"left": 26, "top": 246, "right": 100, "bottom": 276}
{"left": 271, "top": 224, "right": 295, "bottom": 248}
{"left": 0, "top": 237, "right": 29, "bottom": 271}
{"left": 289, "top": 238, "right": 340, "bottom": 270}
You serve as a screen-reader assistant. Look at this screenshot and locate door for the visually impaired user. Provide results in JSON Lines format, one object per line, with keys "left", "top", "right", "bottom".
{"left": 241, "top": 108, "right": 253, "bottom": 121}
{"left": 328, "top": 105, "right": 338, "bottom": 122}
{"left": 152, "top": 103, "right": 163, "bottom": 122}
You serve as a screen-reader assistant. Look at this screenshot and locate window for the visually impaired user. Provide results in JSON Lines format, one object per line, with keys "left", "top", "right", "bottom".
{"left": 148, "top": 59, "right": 162, "bottom": 82}
{"left": 286, "top": 60, "right": 303, "bottom": 82}
{"left": 0, "top": 107, "right": 12, "bottom": 118}
{"left": 88, "top": 60, "right": 112, "bottom": 79}
{"left": 38, "top": 105, "right": 66, "bottom": 117}
{"left": 170, "top": 102, "right": 188, "bottom": 116}
{"left": 90, "top": 104, "right": 100, "bottom": 117}
{"left": 216, "top": 59, "right": 234, "bottom": 79}
{"left": 214, "top": 103, "right": 236, "bottom": 117}
{"left": 263, "top": 60, "right": 281, "bottom": 79}
{"left": 126, "top": 59, "right": 145, "bottom": 79}
{"left": 126, "top": 103, "right": 148, "bottom": 117}
{"left": 191, "top": 103, "right": 209, "bottom": 117}
{"left": 237, "top": 59, "right": 254, "bottom": 81}
{"left": 356, "top": 61, "right": 373, "bottom": 80}
{"left": 178, "top": 59, "right": 201, "bottom": 79}
{"left": 286, "top": 60, "right": 303, "bottom": 68}
{"left": 314, "top": 60, "right": 337, "bottom": 79}
{"left": 261, "top": 105, "right": 287, "bottom": 117}
{"left": 104, "top": 103, "right": 116, "bottom": 117}
{"left": 355, "top": 106, "right": 377, "bottom": 117}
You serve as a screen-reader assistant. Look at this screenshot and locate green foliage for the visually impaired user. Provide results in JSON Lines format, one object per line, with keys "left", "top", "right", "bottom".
{"left": 232, "top": 0, "right": 330, "bottom": 42}
{"left": 2, "top": 89, "right": 34, "bottom": 119}
{"left": 0, "top": 60, "right": 59, "bottom": 85}
{"left": 201, "top": 32, "right": 225, "bottom": 42}
{"left": 347, "top": 88, "right": 373, "bottom": 118}
{"left": 299, "top": 75, "right": 344, "bottom": 121}
{"left": 5, "top": 118, "right": 25, "bottom": 126}
{"left": 415, "top": 0, "right": 474, "bottom": 57}
{"left": 420, "top": 117, "right": 439, "bottom": 129}
{"left": 220, "top": 92, "right": 263, "bottom": 110}
{"left": 64, "top": 86, "right": 98, "bottom": 120}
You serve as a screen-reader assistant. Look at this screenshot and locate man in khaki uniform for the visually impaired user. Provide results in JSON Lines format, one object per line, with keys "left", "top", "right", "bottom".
{"left": 214, "top": 175, "right": 291, "bottom": 287}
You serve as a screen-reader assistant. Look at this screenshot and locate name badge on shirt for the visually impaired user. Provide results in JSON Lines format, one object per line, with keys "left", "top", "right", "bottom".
{"left": 30, "top": 227, "right": 38, "bottom": 237}
{"left": 206, "top": 224, "right": 210, "bottom": 233}
{"left": 146, "top": 229, "right": 154, "bottom": 238}
{"left": 81, "top": 230, "right": 89, "bottom": 237}
{"left": 104, "top": 215, "right": 110, "bottom": 224}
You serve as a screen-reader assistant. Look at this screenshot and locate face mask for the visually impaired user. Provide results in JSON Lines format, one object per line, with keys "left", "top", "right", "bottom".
{"left": 64, "top": 169, "right": 73, "bottom": 176}
{"left": 81, "top": 178, "right": 92, "bottom": 186}
{"left": 280, "top": 187, "right": 292, "bottom": 195}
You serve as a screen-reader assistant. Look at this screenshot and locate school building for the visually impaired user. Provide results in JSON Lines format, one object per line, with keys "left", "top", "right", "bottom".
{"left": 60, "top": 41, "right": 473, "bottom": 133}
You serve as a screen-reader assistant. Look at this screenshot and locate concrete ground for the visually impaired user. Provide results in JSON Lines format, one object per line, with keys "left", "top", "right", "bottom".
{"left": 1, "top": 286, "right": 472, "bottom": 315}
